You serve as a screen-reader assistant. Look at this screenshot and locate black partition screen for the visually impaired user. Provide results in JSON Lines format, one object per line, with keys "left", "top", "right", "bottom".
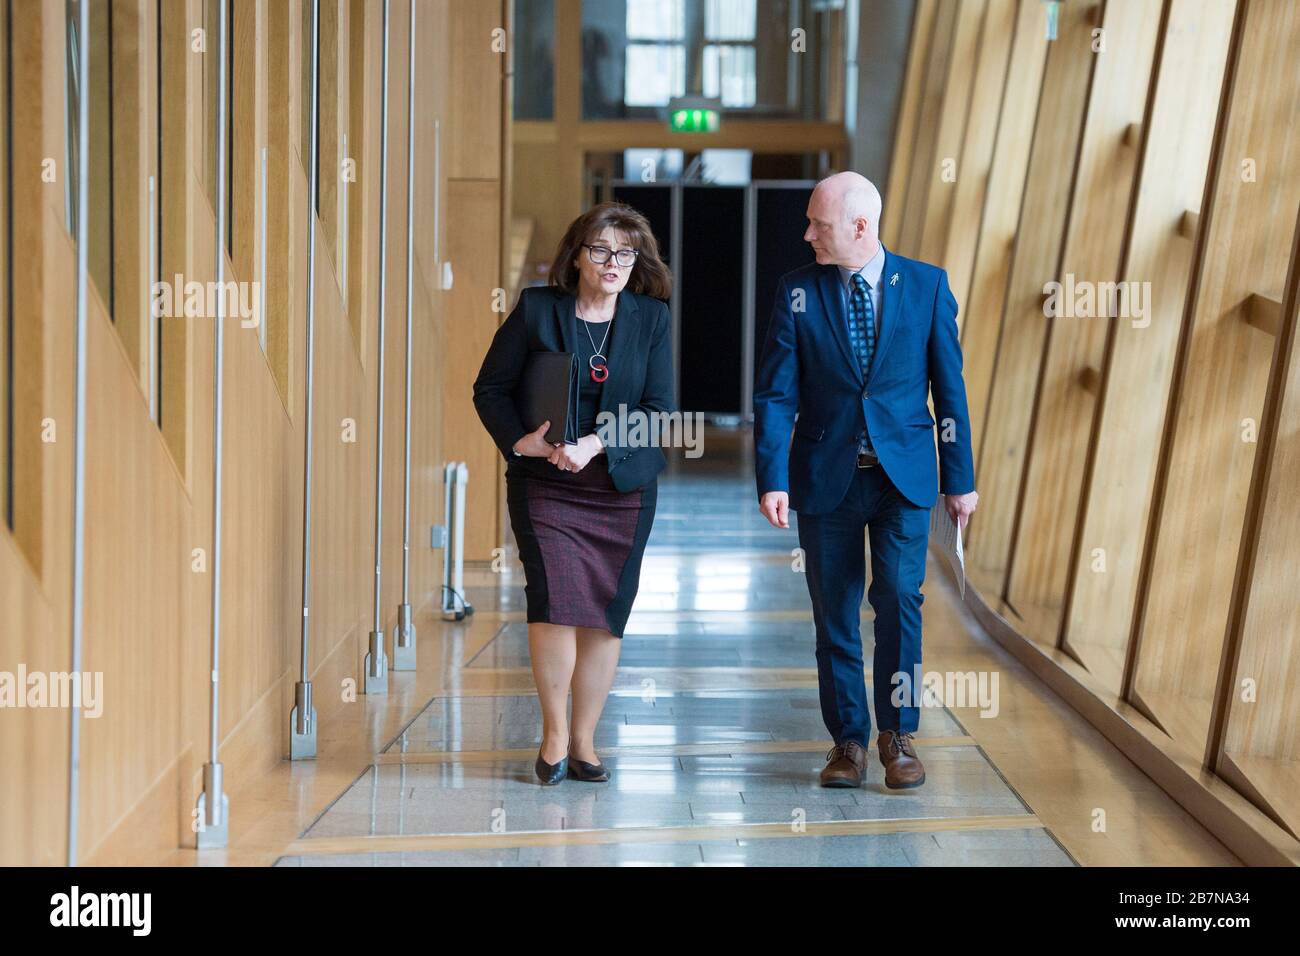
{"left": 610, "top": 180, "right": 815, "bottom": 419}
{"left": 611, "top": 183, "right": 672, "bottom": 271}
{"left": 753, "top": 183, "right": 815, "bottom": 382}
{"left": 680, "top": 185, "right": 745, "bottom": 414}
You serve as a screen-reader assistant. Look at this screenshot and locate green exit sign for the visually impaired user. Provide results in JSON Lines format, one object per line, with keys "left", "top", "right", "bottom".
{"left": 666, "top": 97, "right": 723, "bottom": 133}
{"left": 670, "top": 108, "right": 719, "bottom": 133}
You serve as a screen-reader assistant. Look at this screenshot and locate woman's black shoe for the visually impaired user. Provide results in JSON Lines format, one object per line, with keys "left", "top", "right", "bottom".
{"left": 567, "top": 755, "right": 610, "bottom": 782}
{"left": 535, "top": 750, "right": 568, "bottom": 786}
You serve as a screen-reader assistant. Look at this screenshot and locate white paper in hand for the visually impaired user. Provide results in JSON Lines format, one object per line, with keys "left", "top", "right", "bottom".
{"left": 929, "top": 502, "right": 965, "bottom": 598}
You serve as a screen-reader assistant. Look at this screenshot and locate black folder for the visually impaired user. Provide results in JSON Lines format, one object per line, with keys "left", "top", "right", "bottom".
{"left": 514, "top": 351, "right": 580, "bottom": 446}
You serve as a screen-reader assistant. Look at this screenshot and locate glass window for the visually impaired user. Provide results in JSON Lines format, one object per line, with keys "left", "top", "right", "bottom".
{"left": 2, "top": 0, "right": 10, "bottom": 528}
{"left": 512, "top": 0, "right": 554, "bottom": 120}
{"left": 624, "top": 44, "right": 685, "bottom": 107}
{"left": 582, "top": 0, "right": 833, "bottom": 121}
{"left": 705, "top": 0, "right": 756, "bottom": 40}
{"left": 622, "top": 148, "right": 684, "bottom": 183}
{"left": 87, "top": 0, "right": 113, "bottom": 319}
{"left": 300, "top": 0, "right": 312, "bottom": 174}
{"left": 264, "top": 0, "right": 291, "bottom": 404}
{"left": 225, "top": 0, "right": 233, "bottom": 259}
{"left": 703, "top": 44, "right": 755, "bottom": 108}
{"left": 64, "top": 0, "right": 79, "bottom": 235}
{"left": 152, "top": 0, "right": 163, "bottom": 424}
{"left": 317, "top": 0, "right": 338, "bottom": 232}
{"left": 698, "top": 148, "right": 751, "bottom": 185}
{"left": 203, "top": 0, "right": 219, "bottom": 216}
{"left": 628, "top": 0, "right": 684, "bottom": 39}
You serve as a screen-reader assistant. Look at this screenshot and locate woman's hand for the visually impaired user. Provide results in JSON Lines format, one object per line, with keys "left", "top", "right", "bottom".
{"left": 512, "top": 421, "right": 555, "bottom": 457}
{"left": 548, "top": 434, "right": 602, "bottom": 473}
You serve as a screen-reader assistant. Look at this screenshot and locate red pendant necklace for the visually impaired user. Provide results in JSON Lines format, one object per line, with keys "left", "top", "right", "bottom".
{"left": 577, "top": 308, "right": 612, "bottom": 383}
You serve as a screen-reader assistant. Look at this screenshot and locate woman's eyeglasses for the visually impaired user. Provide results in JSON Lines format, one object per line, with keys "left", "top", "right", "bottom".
{"left": 583, "top": 244, "right": 639, "bottom": 268}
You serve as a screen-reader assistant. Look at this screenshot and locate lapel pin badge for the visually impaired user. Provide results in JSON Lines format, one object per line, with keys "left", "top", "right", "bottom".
{"left": 890, "top": 273, "right": 899, "bottom": 286}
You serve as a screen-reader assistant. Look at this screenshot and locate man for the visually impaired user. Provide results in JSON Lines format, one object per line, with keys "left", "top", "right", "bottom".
{"left": 754, "top": 171, "right": 979, "bottom": 789}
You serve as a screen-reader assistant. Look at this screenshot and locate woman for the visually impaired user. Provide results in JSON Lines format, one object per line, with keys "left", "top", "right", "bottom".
{"left": 472, "top": 202, "right": 674, "bottom": 786}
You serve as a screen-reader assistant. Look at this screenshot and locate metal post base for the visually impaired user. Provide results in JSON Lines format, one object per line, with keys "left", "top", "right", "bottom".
{"left": 290, "top": 680, "right": 317, "bottom": 760}
{"left": 392, "top": 603, "right": 417, "bottom": 670}
{"left": 195, "top": 762, "right": 230, "bottom": 849}
{"left": 364, "top": 629, "right": 388, "bottom": 694}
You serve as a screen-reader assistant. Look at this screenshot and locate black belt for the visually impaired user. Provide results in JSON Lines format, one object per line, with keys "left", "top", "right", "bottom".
{"left": 856, "top": 452, "right": 879, "bottom": 469}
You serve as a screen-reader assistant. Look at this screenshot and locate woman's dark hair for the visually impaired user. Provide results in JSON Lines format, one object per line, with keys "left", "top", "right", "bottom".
{"left": 548, "top": 201, "right": 673, "bottom": 301}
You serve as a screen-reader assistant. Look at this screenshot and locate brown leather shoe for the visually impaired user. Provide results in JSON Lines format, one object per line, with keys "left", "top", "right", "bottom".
{"left": 819, "top": 740, "right": 868, "bottom": 788}
{"left": 877, "top": 731, "right": 925, "bottom": 789}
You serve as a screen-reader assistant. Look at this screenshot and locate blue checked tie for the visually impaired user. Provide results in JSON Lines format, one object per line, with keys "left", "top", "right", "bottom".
{"left": 848, "top": 273, "right": 877, "bottom": 456}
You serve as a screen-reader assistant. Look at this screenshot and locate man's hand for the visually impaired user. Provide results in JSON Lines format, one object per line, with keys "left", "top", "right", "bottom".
{"left": 945, "top": 491, "right": 979, "bottom": 532}
{"left": 548, "top": 434, "right": 601, "bottom": 473}
{"left": 759, "top": 491, "right": 790, "bottom": 529}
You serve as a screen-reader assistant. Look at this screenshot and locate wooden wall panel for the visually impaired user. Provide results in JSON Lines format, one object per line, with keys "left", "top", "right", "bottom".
{"left": 894, "top": 0, "right": 957, "bottom": 257}
{"left": 445, "top": 178, "right": 503, "bottom": 562}
{"left": 444, "top": 0, "right": 507, "bottom": 561}
{"left": 0, "top": 529, "right": 68, "bottom": 865}
{"left": 941, "top": 0, "right": 1016, "bottom": 316}
{"left": 964, "top": 0, "right": 1097, "bottom": 598}
{"left": 0, "top": 203, "right": 77, "bottom": 866}
{"left": 1132, "top": 0, "right": 1300, "bottom": 762}
{"left": 80, "top": 281, "right": 190, "bottom": 855}
{"left": 511, "top": 137, "right": 564, "bottom": 267}
{"left": 7, "top": 0, "right": 62, "bottom": 577}
{"left": 0, "top": 0, "right": 493, "bottom": 864}
{"left": 957, "top": 0, "right": 1049, "bottom": 466}
{"left": 1219, "top": 204, "right": 1300, "bottom": 839}
{"left": 300, "top": 227, "right": 369, "bottom": 702}
{"left": 1003, "top": 0, "right": 1162, "bottom": 650}
{"left": 881, "top": 0, "right": 935, "bottom": 250}
{"left": 914, "top": 0, "right": 987, "bottom": 266}
{"left": 878, "top": 0, "right": 1300, "bottom": 865}
{"left": 446, "top": 0, "right": 504, "bottom": 182}
{"left": 410, "top": 0, "right": 449, "bottom": 603}
{"left": 108, "top": 0, "right": 153, "bottom": 392}
{"left": 1063, "top": 0, "right": 1237, "bottom": 695}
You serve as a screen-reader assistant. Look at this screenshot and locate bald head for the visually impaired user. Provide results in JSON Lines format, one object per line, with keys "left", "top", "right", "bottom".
{"left": 818, "top": 172, "right": 882, "bottom": 231}
{"left": 804, "top": 172, "right": 883, "bottom": 268}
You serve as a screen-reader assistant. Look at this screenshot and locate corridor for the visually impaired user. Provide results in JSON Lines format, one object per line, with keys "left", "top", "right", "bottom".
{"left": 265, "top": 430, "right": 1232, "bottom": 867}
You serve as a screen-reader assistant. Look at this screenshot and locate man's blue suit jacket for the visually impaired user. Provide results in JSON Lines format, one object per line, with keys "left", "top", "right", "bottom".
{"left": 754, "top": 246, "right": 976, "bottom": 514}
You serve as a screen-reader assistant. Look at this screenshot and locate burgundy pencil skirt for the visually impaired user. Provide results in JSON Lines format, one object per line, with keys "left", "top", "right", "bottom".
{"left": 506, "top": 455, "right": 657, "bottom": 639}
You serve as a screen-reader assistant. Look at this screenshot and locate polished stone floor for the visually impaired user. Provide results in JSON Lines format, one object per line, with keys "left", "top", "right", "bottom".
{"left": 277, "top": 429, "right": 1076, "bottom": 867}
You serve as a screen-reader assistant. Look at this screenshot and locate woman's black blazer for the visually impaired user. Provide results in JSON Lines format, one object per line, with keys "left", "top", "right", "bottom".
{"left": 472, "top": 285, "right": 676, "bottom": 493}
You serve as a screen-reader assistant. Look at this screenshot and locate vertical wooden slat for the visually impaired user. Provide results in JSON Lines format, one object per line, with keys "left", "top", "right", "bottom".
{"left": 1130, "top": 0, "right": 1300, "bottom": 763}
{"left": 942, "top": 0, "right": 1017, "bottom": 317}
{"left": 894, "top": 0, "right": 957, "bottom": 256}
{"left": 1061, "top": 0, "right": 1237, "bottom": 696}
{"left": 915, "top": 0, "right": 987, "bottom": 267}
{"left": 1215, "top": 201, "right": 1300, "bottom": 839}
{"left": 1002, "top": 0, "right": 1163, "bottom": 652}
{"left": 963, "top": 0, "right": 1097, "bottom": 601}
{"left": 959, "top": 0, "right": 1049, "bottom": 468}
{"left": 880, "top": 0, "right": 936, "bottom": 249}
